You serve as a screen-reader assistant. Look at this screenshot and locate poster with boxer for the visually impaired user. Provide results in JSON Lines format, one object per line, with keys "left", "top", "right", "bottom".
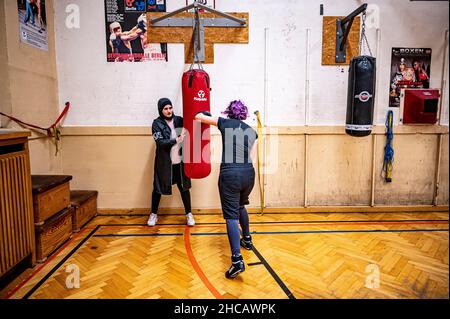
{"left": 389, "top": 47, "right": 432, "bottom": 107}
{"left": 104, "top": 0, "right": 168, "bottom": 62}
{"left": 17, "top": 0, "right": 48, "bottom": 51}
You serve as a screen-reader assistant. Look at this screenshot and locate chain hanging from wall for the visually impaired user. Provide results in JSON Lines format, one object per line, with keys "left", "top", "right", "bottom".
{"left": 359, "top": 11, "right": 373, "bottom": 57}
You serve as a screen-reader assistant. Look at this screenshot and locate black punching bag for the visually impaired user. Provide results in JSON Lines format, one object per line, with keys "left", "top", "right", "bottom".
{"left": 346, "top": 56, "right": 376, "bottom": 137}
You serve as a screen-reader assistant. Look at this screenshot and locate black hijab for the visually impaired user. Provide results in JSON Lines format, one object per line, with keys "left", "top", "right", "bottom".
{"left": 157, "top": 98, "right": 174, "bottom": 121}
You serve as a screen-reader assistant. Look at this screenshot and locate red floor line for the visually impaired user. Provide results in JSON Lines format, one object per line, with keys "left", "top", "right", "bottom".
{"left": 183, "top": 227, "right": 223, "bottom": 299}
{"left": 4, "top": 228, "right": 90, "bottom": 299}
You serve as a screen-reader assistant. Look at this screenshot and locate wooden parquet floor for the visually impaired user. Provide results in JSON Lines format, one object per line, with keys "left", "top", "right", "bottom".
{"left": 2, "top": 212, "right": 448, "bottom": 299}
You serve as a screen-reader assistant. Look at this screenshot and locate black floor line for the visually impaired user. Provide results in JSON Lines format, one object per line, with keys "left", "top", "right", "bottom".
{"left": 192, "top": 232, "right": 227, "bottom": 236}
{"left": 88, "top": 228, "right": 449, "bottom": 238}
{"left": 94, "top": 233, "right": 183, "bottom": 237}
{"left": 94, "top": 219, "right": 449, "bottom": 228}
{"left": 247, "top": 262, "right": 264, "bottom": 266}
{"left": 97, "top": 211, "right": 448, "bottom": 217}
{"left": 22, "top": 226, "right": 101, "bottom": 299}
{"left": 250, "top": 229, "right": 449, "bottom": 235}
{"left": 251, "top": 245, "right": 296, "bottom": 300}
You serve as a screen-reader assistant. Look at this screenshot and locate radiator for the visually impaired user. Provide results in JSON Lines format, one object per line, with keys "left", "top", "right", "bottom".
{"left": 0, "top": 140, "right": 35, "bottom": 278}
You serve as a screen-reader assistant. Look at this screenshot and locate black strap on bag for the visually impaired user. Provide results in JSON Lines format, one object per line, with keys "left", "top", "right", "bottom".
{"left": 188, "top": 72, "right": 194, "bottom": 88}
{"left": 205, "top": 74, "right": 210, "bottom": 89}
{"left": 188, "top": 70, "right": 211, "bottom": 90}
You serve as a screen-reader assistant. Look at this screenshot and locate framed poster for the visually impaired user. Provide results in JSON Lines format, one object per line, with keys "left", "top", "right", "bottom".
{"left": 104, "top": 0, "right": 168, "bottom": 62}
{"left": 389, "top": 48, "right": 432, "bottom": 107}
{"left": 17, "top": 0, "right": 48, "bottom": 51}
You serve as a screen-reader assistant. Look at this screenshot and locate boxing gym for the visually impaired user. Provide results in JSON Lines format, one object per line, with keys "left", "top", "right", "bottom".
{"left": 0, "top": 0, "right": 448, "bottom": 303}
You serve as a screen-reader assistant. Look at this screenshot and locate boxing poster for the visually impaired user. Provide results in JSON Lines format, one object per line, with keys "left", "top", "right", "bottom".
{"left": 389, "top": 47, "right": 432, "bottom": 107}
{"left": 17, "top": 0, "right": 48, "bottom": 51}
{"left": 104, "top": 0, "right": 168, "bottom": 62}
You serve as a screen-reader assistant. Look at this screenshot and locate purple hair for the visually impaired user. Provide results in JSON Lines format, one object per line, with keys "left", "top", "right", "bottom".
{"left": 222, "top": 100, "right": 248, "bottom": 120}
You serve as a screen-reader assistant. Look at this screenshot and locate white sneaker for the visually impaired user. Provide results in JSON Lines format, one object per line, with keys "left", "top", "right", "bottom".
{"left": 186, "top": 213, "right": 195, "bottom": 226}
{"left": 147, "top": 213, "right": 158, "bottom": 226}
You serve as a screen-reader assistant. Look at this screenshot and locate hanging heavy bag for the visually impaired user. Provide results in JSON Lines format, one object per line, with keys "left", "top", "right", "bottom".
{"left": 181, "top": 67, "right": 212, "bottom": 179}
{"left": 345, "top": 11, "right": 376, "bottom": 137}
{"left": 345, "top": 55, "right": 376, "bottom": 136}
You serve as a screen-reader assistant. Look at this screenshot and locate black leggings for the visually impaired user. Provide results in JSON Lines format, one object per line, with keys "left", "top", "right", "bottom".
{"left": 151, "top": 164, "right": 192, "bottom": 214}
{"left": 151, "top": 187, "right": 191, "bottom": 214}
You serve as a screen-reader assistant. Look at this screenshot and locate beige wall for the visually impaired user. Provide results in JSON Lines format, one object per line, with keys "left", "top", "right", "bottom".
{"left": 0, "top": 0, "right": 12, "bottom": 126}
{"left": 0, "top": 0, "right": 62, "bottom": 174}
{"left": 60, "top": 126, "right": 449, "bottom": 211}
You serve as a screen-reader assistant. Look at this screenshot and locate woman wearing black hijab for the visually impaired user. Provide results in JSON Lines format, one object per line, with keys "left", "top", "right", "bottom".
{"left": 148, "top": 98, "right": 195, "bottom": 227}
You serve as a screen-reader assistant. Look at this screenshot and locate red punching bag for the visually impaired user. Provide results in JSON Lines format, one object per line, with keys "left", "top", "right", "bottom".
{"left": 182, "top": 68, "right": 211, "bottom": 179}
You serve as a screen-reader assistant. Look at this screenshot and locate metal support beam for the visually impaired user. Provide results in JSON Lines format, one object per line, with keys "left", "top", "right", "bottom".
{"left": 196, "top": 3, "right": 246, "bottom": 26}
{"left": 335, "top": 3, "right": 367, "bottom": 63}
{"left": 193, "top": 7, "right": 205, "bottom": 63}
{"left": 150, "top": 17, "right": 246, "bottom": 27}
{"left": 149, "top": 3, "right": 195, "bottom": 25}
{"left": 149, "top": 1, "right": 246, "bottom": 27}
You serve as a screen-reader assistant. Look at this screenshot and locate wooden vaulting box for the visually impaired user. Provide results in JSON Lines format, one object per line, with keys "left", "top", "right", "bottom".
{"left": 70, "top": 190, "right": 98, "bottom": 232}
{"left": 32, "top": 175, "right": 72, "bottom": 225}
{"left": 35, "top": 207, "right": 73, "bottom": 262}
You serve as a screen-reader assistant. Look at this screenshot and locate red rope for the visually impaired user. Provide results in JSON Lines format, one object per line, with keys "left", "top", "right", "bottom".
{"left": 0, "top": 102, "right": 71, "bottom": 136}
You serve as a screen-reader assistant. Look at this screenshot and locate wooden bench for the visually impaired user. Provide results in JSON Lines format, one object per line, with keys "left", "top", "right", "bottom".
{"left": 70, "top": 190, "right": 98, "bottom": 232}
{"left": 35, "top": 207, "right": 73, "bottom": 263}
{"left": 31, "top": 175, "right": 73, "bottom": 262}
{"left": 32, "top": 175, "right": 72, "bottom": 225}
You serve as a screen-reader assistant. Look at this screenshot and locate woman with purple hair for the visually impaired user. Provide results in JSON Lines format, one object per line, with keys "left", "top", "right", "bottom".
{"left": 195, "top": 100, "right": 258, "bottom": 279}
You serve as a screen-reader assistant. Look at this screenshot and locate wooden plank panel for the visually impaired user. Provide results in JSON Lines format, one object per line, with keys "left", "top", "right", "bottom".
{"left": 11, "top": 157, "right": 22, "bottom": 263}
{"left": 307, "top": 135, "right": 373, "bottom": 205}
{"left": 438, "top": 134, "right": 449, "bottom": 205}
{"left": 184, "top": 41, "right": 215, "bottom": 64}
{"left": 17, "top": 156, "right": 26, "bottom": 259}
{"left": 0, "top": 147, "right": 35, "bottom": 277}
{"left": 374, "top": 134, "right": 438, "bottom": 205}
{"left": 322, "top": 16, "right": 360, "bottom": 65}
{"left": 3, "top": 159, "right": 14, "bottom": 270}
{"left": 23, "top": 144, "right": 36, "bottom": 266}
{"left": 0, "top": 162, "right": 6, "bottom": 274}
{"left": 147, "top": 12, "right": 248, "bottom": 64}
{"left": 265, "top": 135, "right": 305, "bottom": 207}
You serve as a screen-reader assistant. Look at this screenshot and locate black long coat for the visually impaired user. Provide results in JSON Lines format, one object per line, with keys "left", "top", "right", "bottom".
{"left": 152, "top": 116, "right": 191, "bottom": 195}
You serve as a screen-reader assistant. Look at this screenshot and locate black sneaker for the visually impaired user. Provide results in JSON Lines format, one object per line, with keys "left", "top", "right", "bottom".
{"left": 225, "top": 255, "right": 245, "bottom": 279}
{"left": 240, "top": 235, "right": 253, "bottom": 250}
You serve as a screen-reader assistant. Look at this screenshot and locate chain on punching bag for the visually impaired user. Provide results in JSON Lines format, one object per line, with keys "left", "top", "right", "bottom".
{"left": 345, "top": 12, "right": 376, "bottom": 137}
